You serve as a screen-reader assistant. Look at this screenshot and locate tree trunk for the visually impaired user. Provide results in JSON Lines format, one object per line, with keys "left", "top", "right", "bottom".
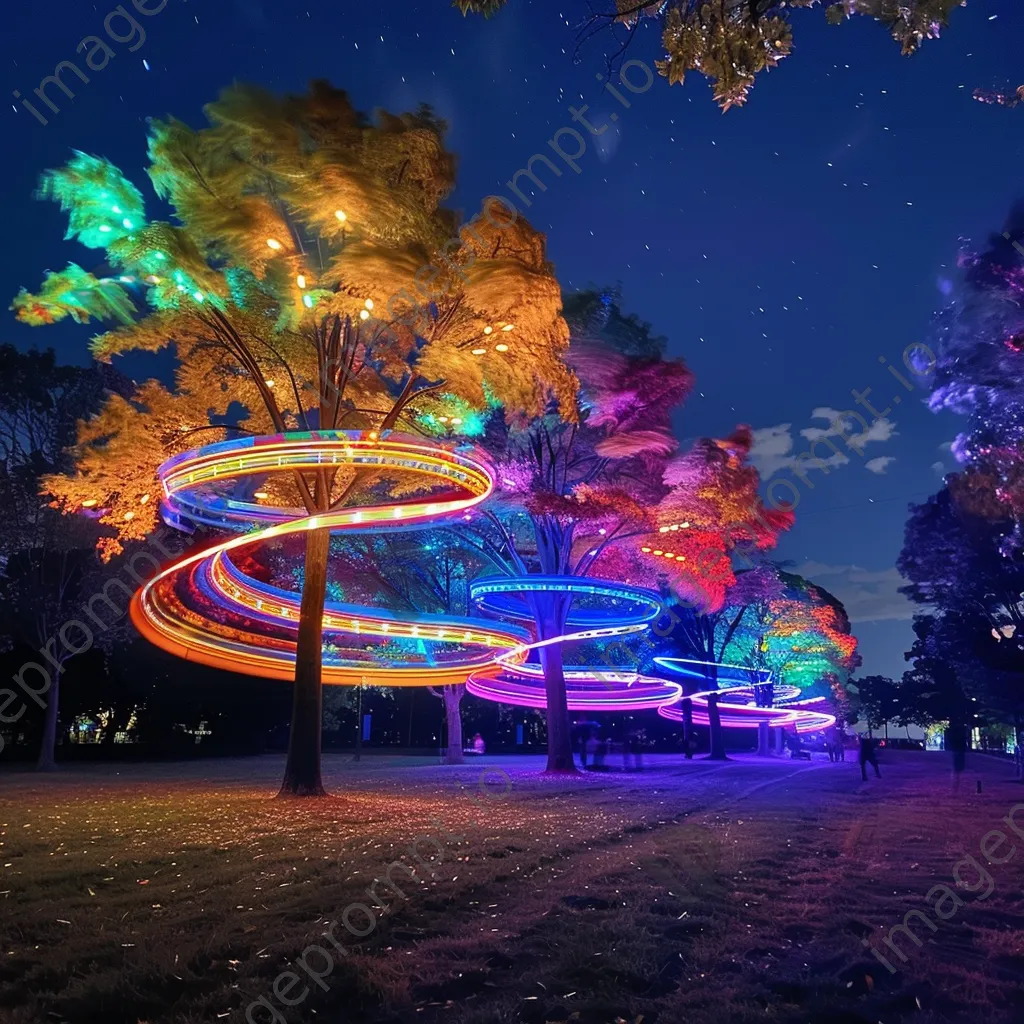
{"left": 540, "top": 639, "right": 576, "bottom": 773}
{"left": 278, "top": 526, "right": 330, "bottom": 797}
{"left": 706, "top": 693, "right": 727, "bottom": 760}
{"left": 754, "top": 681, "right": 772, "bottom": 757}
{"left": 36, "top": 672, "right": 60, "bottom": 771}
{"left": 707, "top": 697, "right": 726, "bottom": 760}
{"left": 444, "top": 686, "right": 464, "bottom": 765}
{"left": 681, "top": 697, "right": 694, "bottom": 759}
{"left": 757, "top": 721, "right": 770, "bottom": 756}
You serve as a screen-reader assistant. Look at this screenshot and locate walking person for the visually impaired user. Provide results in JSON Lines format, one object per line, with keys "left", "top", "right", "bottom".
{"left": 630, "top": 728, "right": 644, "bottom": 772}
{"left": 947, "top": 721, "right": 968, "bottom": 791}
{"left": 826, "top": 725, "right": 839, "bottom": 762}
{"left": 574, "top": 723, "right": 588, "bottom": 770}
{"left": 858, "top": 733, "right": 881, "bottom": 782}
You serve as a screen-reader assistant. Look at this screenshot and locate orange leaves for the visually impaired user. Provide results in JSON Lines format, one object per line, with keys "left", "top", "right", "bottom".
{"left": 594, "top": 429, "right": 677, "bottom": 460}
{"left": 634, "top": 425, "right": 795, "bottom": 613}
{"left": 640, "top": 527, "right": 734, "bottom": 613}
{"left": 40, "top": 382, "right": 226, "bottom": 560}
{"left": 25, "top": 83, "right": 580, "bottom": 576}
{"left": 761, "top": 591, "right": 859, "bottom": 682}
{"left": 530, "top": 483, "right": 652, "bottom": 529}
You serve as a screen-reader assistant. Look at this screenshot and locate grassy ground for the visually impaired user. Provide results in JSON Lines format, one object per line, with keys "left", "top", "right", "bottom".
{"left": 1, "top": 750, "right": 1022, "bottom": 1024}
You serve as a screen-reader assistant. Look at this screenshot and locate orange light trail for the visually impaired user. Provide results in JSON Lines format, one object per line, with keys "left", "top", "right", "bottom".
{"left": 130, "top": 431, "right": 525, "bottom": 686}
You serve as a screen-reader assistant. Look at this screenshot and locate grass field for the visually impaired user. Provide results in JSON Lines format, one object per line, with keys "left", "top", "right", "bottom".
{"left": 1, "top": 750, "right": 1022, "bottom": 1024}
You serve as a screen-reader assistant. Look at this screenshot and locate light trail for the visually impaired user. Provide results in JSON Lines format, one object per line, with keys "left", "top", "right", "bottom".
{"left": 131, "top": 431, "right": 836, "bottom": 728}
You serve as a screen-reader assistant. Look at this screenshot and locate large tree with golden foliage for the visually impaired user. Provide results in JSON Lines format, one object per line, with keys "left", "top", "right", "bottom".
{"left": 12, "top": 81, "right": 575, "bottom": 796}
{"left": 455, "top": 1, "right": 963, "bottom": 111}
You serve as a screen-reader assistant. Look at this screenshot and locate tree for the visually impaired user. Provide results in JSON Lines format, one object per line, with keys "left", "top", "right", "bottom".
{"left": 0, "top": 345, "right": 126, "bottom": 554}
{"left": 0, "top": 346, "right": 127, "bottom": 769}
{"left": 900, "top": 613, "right": 984, "bottom": 741}
{"left": 468, "top": 291, "right": 791, "bottom": 771}
{"left": 925, "top": 204, "right": 1024, "bottom": 551}
{"left": 846, "top": 673, "right": 901, "bottom": 736}
{"left": 899, "top": 487, "right": 1024, "bottom": 644}
{"left": 453, "top": 0, "right": 507, "bottom": 13}
{"left": 1, "top": 523, "right": 97, "bottom": 767}
{"left": 716, "top": 569, "right": 859, "bottom": 702}
{"left": 323, "top": 528, "right": 490, "bottom": 764}
{"left": 900, "top": 205, "right": 1024, "bottom": 754}
{"left": 713, "top": 568, "right": 858, "bottom": 752}
{"left": 652, "top": 563, "right": 785, "bottom": 755}
{"left": 669, "top": 564, "right": 785, "bottom": 687}
{"left": 14, "top": 83, "right": 575, "bottom": 796}
{"left": 454, "top": 1, "right": 963, "bottom": 111}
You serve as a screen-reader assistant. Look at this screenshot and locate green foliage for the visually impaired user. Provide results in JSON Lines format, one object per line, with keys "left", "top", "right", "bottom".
{"left": 37, "top": 151, "right": 146, "bottom": 250}
{"left": 11, "top": 264, "right": 137, "bottom": 327}
{"left": 14, "top": 81, "right": 575, "bottom": 555}
{"left": 717, "top": 569, "right": 858, "bottom": 692}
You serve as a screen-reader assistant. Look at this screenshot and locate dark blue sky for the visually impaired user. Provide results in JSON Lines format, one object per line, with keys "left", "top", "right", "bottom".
{"left": 3, "top": 0, "right": 1023, "bottom": 678}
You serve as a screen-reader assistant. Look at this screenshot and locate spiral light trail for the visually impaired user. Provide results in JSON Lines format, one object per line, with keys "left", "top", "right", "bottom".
{"left": 653, "top": 658, "right": 836, "bottom": 733}
{"left": 131, "top": 430, "right": 526, "bottom": 686}
{"left": 466, "top": 575, "right": 683, "bottom": 711}
{"left": 131, "top": 431, "right": 835, "bottom": 729}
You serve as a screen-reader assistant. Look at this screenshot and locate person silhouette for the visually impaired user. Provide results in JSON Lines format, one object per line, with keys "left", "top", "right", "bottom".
{"left": 858, "top": 733, "right": 881, "bottom": 782}
{"left": 947, "top": 722, "right": 967, "bottom": 791}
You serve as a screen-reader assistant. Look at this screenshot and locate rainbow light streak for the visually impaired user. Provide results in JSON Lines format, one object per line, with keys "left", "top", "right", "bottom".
{"left": 131, "top": 432, "right": 837, "bottom": 724}
{"left": 131, "top": 431, "right": 529, "bottom": 686}
{"left": 652, "top": 658, "right": 836, "bottom": 733}
{"left": 466, "top": 574, "right": 683, "bottom": 710}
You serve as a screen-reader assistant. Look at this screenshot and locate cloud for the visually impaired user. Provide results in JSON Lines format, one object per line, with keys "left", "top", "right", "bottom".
{"left": 800, "top": 407, "right": 897, "bottom": 449}
{"left": 865, "top": 456, "right": 894, "bottom": 474}
{"left": 793, "top": 562, "right": 914, "bottom": 623}
{"left": 749, "top": 424, "right": 794, "bottom": 477}
{"left": 931, "top": 460, "right": 946, "bottom": 476}
{"left": 749, "top": 422, "right": 850, "bottom": 479}
{"left": 750, "top": 407, "right": 896, "bottom": 481}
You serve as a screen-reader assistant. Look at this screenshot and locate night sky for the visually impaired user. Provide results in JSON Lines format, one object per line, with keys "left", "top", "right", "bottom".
{"left": 3, "top": 0, "right": 1023, "bottom": 680}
